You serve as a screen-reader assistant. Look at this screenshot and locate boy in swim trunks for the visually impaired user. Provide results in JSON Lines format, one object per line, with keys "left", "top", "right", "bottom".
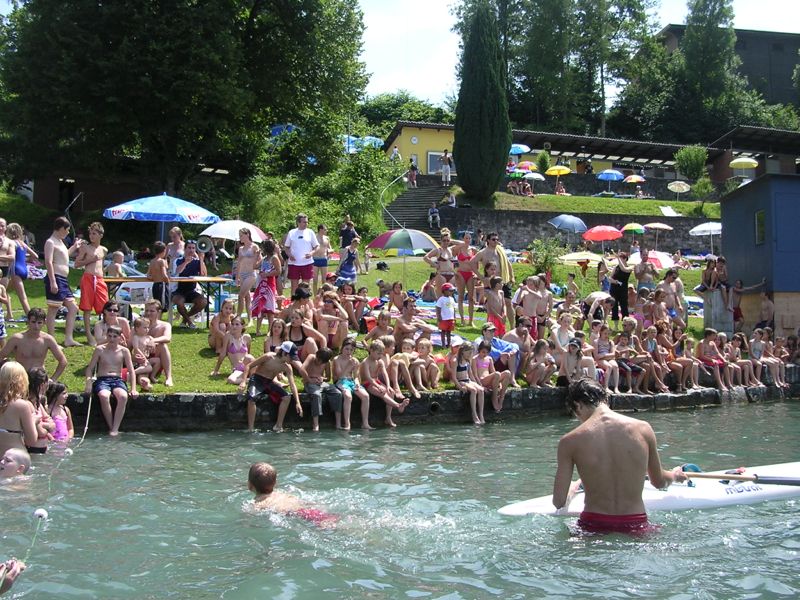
{"left": 84, "top": 325, "right": 137, "bottom": 436}
{"left": 146, "top": 242, "right": 170, "bottom": 312}
{"left": 74, "top": 222, "right": 108, "bottom": 346}
{"left": 333, "top": 338, "right": 372, "bottom": 430}
{"left": 553, "top": 378, "right": 687, "bottom": 534}
{"left": 240, "top": 341, "right": 302, "bottom": 432}
{"left": 44, "top": 216, "right": 81, "bottom": 347}
{"left": 248, "top": 462, "right": 337, "bottom": 527}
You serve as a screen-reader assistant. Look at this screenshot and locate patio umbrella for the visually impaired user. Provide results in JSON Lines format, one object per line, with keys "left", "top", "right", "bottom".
{"left": 621, "top": 222, "right": 645, "bottom": 234}
{"left": 624, "top": 174, "right": 646, "bottom": 184}
{"left": 730, "top": 156, "right": 758, "bottom": 177}
{"left": 509, "top": 143, "right": 531, "bottom": 155}
{"left": 360, "top": 136, "right": 384, "bottom": 149}
{"left": 545, "top": 165, "right": 571, "bottom": 189}
{"left": 516, "top": 161, "right": 537, "bottom": 171}
{"left": 200, "top": 220, "right": 267, "bottom": 242}
{"left": 367, "top": 228, "right": 439, "bottom": 286}
{"left": 667, "top": 180, "right": 691, "bottom": 200}
{"left": 548, "top": 214, "right": 587, "bottom": 234}
{"left": 644, "top": 222, "right": 673, "bottom": 250}
{"left": 583, "top": 225, "right": 622, "bottom": 252}
{"left": 629, "top": 250, "right": 675, "bottom": 270}
{"left": 524, "top": 172, "right": 545, "bottom": 181}
{"left": 103, "top": 193, "right": 220, "bottom": 225}
{"left": 597, "top": 169, "right": 624, "bottom": 192}
{"left": 384, "top": 248, "right": 426, "bottom": 257}
{"left": 689, "top": 222, "right": 722, "bottom": 254}
{"left": 558, "top": 251, "right": 604, "bottom": 267}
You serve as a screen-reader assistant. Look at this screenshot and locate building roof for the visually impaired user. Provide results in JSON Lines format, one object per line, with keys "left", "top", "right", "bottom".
{"left": 710, "top": 126, "right": 800, "bottom": 157}
{"left": 659, "top": 24, "right": 800, "bottom": 41}
{"left": 384, "top": 120, "right": 727, "bottom": 166}
{"left": 385, "top": 121, "right": 799, "bottom": 165}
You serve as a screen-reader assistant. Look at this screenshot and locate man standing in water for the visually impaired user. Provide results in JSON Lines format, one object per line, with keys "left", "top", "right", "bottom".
{"left": 44, "top": 217, "right": 81, "bottom": 346}
{"left": 553, "top": 378, "right": 687, "bottom": 533}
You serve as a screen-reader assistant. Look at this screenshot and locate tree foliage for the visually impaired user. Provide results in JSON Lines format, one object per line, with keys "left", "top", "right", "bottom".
{"left": 674, "top": 145, "right": 708, "bottom": 181}
{"left": 453, "top": 2, "right": 511, "bottom": 203}
{"left": 358, "top": 91, "right": 454, "bottom": 138}
{"left": 0, "top": 0, "right": 366, "bottom": 191}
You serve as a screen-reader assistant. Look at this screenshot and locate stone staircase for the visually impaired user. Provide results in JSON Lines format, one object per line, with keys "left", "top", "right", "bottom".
{"left": 383, "top": 175, "right": 454, "bottom": 235}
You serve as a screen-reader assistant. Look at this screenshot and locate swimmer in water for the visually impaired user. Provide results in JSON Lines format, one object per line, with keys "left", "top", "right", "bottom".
{"left": 248, "top": 462, "right": 337, "bottom": 528}
{"left": 0, "top": 447, "right": 31, "bottom": 478}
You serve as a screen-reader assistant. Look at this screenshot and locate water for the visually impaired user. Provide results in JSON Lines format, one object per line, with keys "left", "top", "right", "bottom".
{"left": 3, "top": 402, "right": 799, "bottom": 598}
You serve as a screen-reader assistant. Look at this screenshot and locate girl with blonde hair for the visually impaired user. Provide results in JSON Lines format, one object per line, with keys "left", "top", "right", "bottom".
{"left": 0, "top": 362, "right": 37, "bottom": 455}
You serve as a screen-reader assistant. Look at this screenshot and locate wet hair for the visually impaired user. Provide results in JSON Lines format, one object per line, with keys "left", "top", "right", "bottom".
{"left": 53, "top": 216, "right": 70, "bottom": 231}
{"left": 249, "top": 462, "right": 277, "bottom": 494}
{"left": 27, "top": 367, "right": 49, "bottom": 402}
{"left": 153, "top": 241, "right": 167, "bottom": 256}
{"left": 0, "top": 362, "right": 29, "bottom": 411}
{"left": 46, "top": 381, "right": 68, "bottom": 414}
{"left": 567, "top": 377, "right": 608, "bottom": 411}
{"left": 28, "top": 307, "right": 46, "bottom": 322}
{"left": 2, "top": 448, "right": 31, "bottom": 475}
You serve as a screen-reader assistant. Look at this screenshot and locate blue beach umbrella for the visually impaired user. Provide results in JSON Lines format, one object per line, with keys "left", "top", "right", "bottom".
{"left": 269, "top": 123, "right": 300, "bottom": 137}
{"left": 360, "top": 136, "right": 384, "bottom": 149}
{"left": 103, "top": 193, "right": 220, "bottom": 225}
{"left": 340, "top": 134, "right": 360, "bottom": 154}
{"left": 597, "top": 169, "right": 624, "bottom": 192}
{"left": 509, "top": 143, "right": 531, "bottom": 155}
{"left": 547, "top": 214, "right": 588, "bottom": 234}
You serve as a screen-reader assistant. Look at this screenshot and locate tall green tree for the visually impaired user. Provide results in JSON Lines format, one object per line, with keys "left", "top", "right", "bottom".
{"left": 0, "top": 0, "right": 366, "bottom": 191}
{"left": 359, "top": 91, "right": 454, "bottom": 138}
{"left": 453, "top": 2, "right": 511, "bottom": 203}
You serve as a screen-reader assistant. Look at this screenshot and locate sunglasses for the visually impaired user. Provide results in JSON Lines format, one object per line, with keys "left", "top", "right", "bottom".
{"left": 106, "top": 308, "right": 119, "bottom": 313}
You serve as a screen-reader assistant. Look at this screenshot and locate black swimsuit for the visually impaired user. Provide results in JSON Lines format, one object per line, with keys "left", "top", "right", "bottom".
{"left": 289, "top": 325, "right": 308, "bottom": 348}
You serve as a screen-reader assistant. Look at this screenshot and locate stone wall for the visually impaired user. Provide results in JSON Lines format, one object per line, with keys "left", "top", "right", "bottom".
{"left": 439, "top": 206, "right": 715, "bottom": 252}
{"left": 65, "top": 367, "right": 798, "bottom": 433}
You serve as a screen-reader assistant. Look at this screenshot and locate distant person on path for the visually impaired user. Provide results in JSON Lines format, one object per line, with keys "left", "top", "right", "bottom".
{"left": 408, "top": 158, "right": 418, "bottom": 188}
{"left": 339, "top": 216, "right": 358, "bottom": 249}
{"left": 285, "top": 214, "right": 319, "bottom": 294}
{"left": 74, "top": 222, "right": 109, "bottom": 346}
{"left": 440, "top": 149, "right": 453, "bottom": 187}
{"left": 44, "top": 217, "right": 81, "bottom": 347}
{"left": 553, "top": 378, "right": 687, "bottom": 533}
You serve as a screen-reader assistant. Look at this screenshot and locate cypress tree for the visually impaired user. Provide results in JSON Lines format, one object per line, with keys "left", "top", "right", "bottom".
{"left": 453, "top": 2, "right": 511, "bottom": 204}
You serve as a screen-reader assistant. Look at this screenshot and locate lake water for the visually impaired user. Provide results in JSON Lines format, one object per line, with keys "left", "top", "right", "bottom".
{"left": 3, "top": 402, "right": 799, "bottom": 598}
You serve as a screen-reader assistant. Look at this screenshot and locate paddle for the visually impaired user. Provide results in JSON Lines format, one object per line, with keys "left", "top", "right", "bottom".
{"left": 686, "top": 472, "right": 800, "bottom": 487}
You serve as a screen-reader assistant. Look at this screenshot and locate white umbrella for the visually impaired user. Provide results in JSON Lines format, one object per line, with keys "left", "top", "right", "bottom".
{"left": 689, "top": 222, "right": 722, "bottom": 254}
{"left": 667, "top": 180, "right": 691, "bottom": 200}
{"left": 200, "top": 219, "right": 267, "bottom": 242}
{"left": 644, "top": 222, "right": 673, "bottom": 250}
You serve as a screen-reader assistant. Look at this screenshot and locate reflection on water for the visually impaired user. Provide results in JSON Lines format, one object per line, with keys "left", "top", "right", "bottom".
{"left": 2, "top": 402, "right": 799, "bottom": 598}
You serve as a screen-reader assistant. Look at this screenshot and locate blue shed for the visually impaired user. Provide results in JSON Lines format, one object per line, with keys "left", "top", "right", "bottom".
{"left": 721, "top": 174, "right": 800, "bottom": 334}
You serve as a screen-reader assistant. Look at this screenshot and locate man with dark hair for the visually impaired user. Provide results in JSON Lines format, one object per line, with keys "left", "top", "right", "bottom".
{"left": 172, "top": 240, "right": 207, "bottom": 328}
{"left": 0, "top": 308, "right": 68, "bottom": 379}
{"left": 553, "top": 378, "right": 687, "bottom": 534}
{"left": 44, "top": 216, "right": 81, "bottom": 346}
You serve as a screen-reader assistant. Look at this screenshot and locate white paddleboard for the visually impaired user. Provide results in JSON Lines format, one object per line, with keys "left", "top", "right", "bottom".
{"left": 498, "top": 462, "right": 800, "bottom": 517}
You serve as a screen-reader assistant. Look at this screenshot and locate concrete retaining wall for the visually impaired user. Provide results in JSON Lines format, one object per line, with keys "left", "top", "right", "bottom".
{"left": 65, "top": 367, "right": 798, "bottom": 433}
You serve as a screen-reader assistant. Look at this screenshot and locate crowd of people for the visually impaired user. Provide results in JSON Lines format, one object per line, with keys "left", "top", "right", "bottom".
{"left": 0, "top": 213, "right": 797, "bottom": 454}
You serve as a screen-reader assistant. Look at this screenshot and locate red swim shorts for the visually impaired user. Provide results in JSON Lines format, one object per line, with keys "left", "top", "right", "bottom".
{"left": 79, "top": 273, "right": 109, "bottom": 314}
{"left": 287, "top": 263, "right": 313, "bottom": 281}
{"left": 438, "top": 319, "right": 455, "bottom": 332}
{"left": 488, "top": 314, "right": 506, "bottom": 337}
{"left": 578, "top": 511, "right": 657, "bottom": 535}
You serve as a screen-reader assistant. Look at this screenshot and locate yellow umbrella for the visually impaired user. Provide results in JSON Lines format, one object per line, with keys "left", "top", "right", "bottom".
{"left": 729, "top": 157, "right": 758, "bottom": 169}
{"left": 545, "top": 165, "right": 571, "bottom": 177}
{"left": 559, "top": 251, "right": 604, "bottom": 266}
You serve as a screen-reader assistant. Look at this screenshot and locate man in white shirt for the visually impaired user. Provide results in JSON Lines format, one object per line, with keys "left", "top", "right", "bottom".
{"left": 284, "top": 213, "right": 319, "bottom": 294}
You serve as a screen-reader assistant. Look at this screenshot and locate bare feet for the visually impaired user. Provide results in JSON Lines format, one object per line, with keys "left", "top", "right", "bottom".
{"left": 272, "top": 425, "right": 284, "bottom": 433}
{"left": 109, "top": 430, "right": 119, "bottom": 436}
{"left": 312, "top": 425, "right": 319, "bottom": 432}
{"left": 384, "top": 419, "right": 397, "bottom": 428}
{"left": 397, "top": 398, "right": 410, "bottom": 413}
{"left": 165, "top": 378, "right": 174, "bottom": 387}
{"left": 64, "top": 340, "right": 83, "bottom": 348}
{"left": 361, "top": 424, "right": 375, "bottom": 431}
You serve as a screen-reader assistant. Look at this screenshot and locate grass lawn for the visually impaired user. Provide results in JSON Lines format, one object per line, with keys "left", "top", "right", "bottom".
{"left": 493, "top": 193, "right": 721, "bottom": 219}
{"left": 20, "top": 255, "right": 704, "bottom": 394}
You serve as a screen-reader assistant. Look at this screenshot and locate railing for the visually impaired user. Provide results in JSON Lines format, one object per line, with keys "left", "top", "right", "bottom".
{"left": 379, "top": 171, "right": 408, "bottom": 230}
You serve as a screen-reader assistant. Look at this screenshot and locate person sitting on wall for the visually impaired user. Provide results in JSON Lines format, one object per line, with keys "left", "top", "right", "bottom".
{"left": 428, "top": 202, "right": 440, "bottom": 229}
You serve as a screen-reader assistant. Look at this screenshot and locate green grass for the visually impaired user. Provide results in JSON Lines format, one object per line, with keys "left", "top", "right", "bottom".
{"left": 494, "top": 192, "right": 721, "bottom": 218}
{"left": 22, "top": 255, "right": 704, "bottom": 393}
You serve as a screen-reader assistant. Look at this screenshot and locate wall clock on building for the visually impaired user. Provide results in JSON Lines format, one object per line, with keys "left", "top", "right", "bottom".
{"left": 411, "top": 136, "right": 418, "bottom": 144}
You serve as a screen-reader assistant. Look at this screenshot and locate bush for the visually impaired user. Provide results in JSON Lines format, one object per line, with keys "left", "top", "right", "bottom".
{"left": 536, "top": 150, "right": 551, "bottom": 174}
{"left": 528, "top": 237, "right": 566, "bottom": 275}
{"left": 674, "top": 145, "right": 708, "bottom": 181}
{"left": 0, "top": 191, "right": 58, "bottom": 231}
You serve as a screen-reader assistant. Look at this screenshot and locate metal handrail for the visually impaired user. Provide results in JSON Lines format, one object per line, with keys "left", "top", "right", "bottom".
{"left": 379, "top": 171, "right": 408, "bottom": 229}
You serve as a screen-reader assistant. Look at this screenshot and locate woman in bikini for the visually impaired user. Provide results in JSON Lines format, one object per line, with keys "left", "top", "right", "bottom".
{"left": 264, "top": 318, "right": 288, "bottom": 354}
{"left": 236, "top": 228, "right": 261, "bottom": 318}
{"left": 315, "top": 291, "right": 349, "bottom": 352}
{"left": 211, "top": 316, "right": 254, "bottom": 386}
{"left": 424, "top": 228, "right": 456, "bottom": 297}
{"left": 452, "top": 231, "right": 477, "bottom": 325}
{"left": 0, "top": 362, "right": 37, "bottom": 456}
{"left": 251, "top": 239, "right": 282, "bottom": 336}
{"left": 286, "top": 310, "right": 326, "bottom": 360}
{"left": 209, "top": 298, "right": 235, "bottom": 353}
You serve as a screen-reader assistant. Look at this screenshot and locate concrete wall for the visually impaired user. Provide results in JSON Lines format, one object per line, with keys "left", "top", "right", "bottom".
{"left": 439, "top": 206, "right": 716, "bottom": 253}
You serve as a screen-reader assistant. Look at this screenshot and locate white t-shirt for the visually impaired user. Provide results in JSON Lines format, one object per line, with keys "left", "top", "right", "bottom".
{"left": 286, "top": 227, "right": 319, "bottom": 266}
{"left": 436, "top": 295, "right": 457, "bottom": 321}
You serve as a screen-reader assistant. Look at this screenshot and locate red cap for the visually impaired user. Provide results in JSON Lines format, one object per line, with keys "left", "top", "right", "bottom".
{"left": 442, "top": 283, "right": 455, "bottom": 291}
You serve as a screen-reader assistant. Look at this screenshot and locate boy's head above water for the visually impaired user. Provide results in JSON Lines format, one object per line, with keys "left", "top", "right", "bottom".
{"left": 0, "top": 448, "right": 31, "bottom": 478}
{"left": 248, "top": 462, "right": 277, "bottom": 494}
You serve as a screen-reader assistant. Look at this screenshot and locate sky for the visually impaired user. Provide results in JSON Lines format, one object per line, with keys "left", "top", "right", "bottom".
{"left": 358, "top": 0, "right": 800, "bottom": 104}
{"left": 2, "top": 0, "right": 798, "bottom": 106}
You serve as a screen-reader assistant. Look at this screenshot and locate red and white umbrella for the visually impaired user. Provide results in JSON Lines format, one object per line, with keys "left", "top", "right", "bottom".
{"left": 582, "top": 225, "right": 622, "bottom": 252}
{"left": 629, "top": 250, "right": 675, "bottom": 270}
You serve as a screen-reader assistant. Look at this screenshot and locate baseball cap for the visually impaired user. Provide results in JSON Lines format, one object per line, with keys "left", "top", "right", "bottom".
{"left": 482, "top": 322, "right": 496, "bottom": 331}
{"left": 442, "top": 283, "right": 455, "bottom": 291}
{"left": 279, "top": 341, "right": 299, "bottom": 360}
{"left": 568, "top": 338, "right": 581, "bottom": 348}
